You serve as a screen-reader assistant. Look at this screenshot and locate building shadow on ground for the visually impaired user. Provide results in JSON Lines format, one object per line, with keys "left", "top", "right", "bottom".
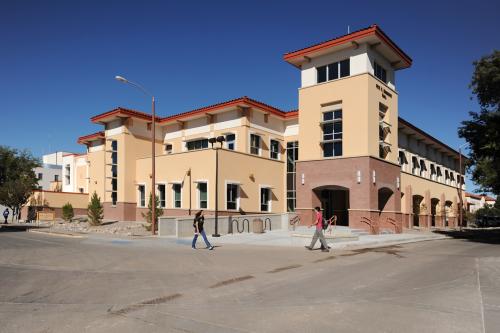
{"left": 433, "top": 229, "right": 500, "bottom": 245}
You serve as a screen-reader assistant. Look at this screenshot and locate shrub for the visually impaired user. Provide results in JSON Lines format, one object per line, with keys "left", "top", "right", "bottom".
{"left": 87, "top": 191, "right": 103, "bottom": 226}
{"left": 142, "top": 193, "right": 163, "bottom": 231}
{"left": 62, "top": 202, "right": 74, "bottom": 221}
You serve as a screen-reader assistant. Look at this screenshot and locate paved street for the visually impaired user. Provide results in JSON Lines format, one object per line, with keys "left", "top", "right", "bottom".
{"left": 0, "top": 229, "right": 499, "bottom": 333}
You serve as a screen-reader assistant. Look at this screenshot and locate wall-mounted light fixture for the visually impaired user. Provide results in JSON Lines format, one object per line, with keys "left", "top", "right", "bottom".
{"left": 301, "top": 173, "right": 305, "bottom": 185}
{"left": 356, "top": 170, "right": 361, "bottom": 184}
{"left": 396, "top": 177, "right": 400, "bottom": 190}
{"left": 372, "top": 170, "right": 376, "bottom": 184}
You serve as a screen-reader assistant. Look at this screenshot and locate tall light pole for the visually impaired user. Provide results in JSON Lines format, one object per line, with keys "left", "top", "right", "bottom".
{"left": 209, "top": 136, "right": 225, "bottom": 237}
{"left": 115, "top": 75, "right": 157, "bottom": 235}
{"left": 458, "top": 142, "right": 468, "bottom": 231}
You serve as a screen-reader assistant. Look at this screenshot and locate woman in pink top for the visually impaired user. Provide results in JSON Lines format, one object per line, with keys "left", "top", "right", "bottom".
{"left": 305, "top": 207, "right": 329, "bottom": 252}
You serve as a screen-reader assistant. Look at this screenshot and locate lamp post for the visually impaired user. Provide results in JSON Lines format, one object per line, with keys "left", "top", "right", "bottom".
{"left": 115, "top": 75, "right": 157, "bottom": 235}
{"left": 209, "top": 136, "right": 225, "bottom": 237}
{"left": 458, "top": 143, "right": 468, "bottom": 231}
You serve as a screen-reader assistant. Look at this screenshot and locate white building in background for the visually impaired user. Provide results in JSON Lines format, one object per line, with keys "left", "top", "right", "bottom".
{"left": 62, "top": 153, "right": 88, "bottom": 193}
{"left": 35, "top": 151, "right": 86, "bottom": 192}
{"left": 465, "top": 193, "right": 497, "bottom": 213}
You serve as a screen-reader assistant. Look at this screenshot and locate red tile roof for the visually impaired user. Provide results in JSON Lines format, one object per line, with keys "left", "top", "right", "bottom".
{"left": 284, "top": 24, "right": 412, "bottom": 69}
{"left": 77, "top": 131, "right": 104, "bottom": 145}
{"left": 91, "top": 107, "right": 161, "bottom": 123}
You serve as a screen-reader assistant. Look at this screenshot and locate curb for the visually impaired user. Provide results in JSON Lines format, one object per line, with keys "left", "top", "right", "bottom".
{"left": 28, "top": 229, "right": 87, "bottom": 239}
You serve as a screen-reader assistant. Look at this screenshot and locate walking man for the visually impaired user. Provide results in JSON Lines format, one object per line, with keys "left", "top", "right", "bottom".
{"left": 3, "top": 208, "right": 9, "bottom": 224}
{"left": 305, "top": 207, "right": 329, "bottom": 252}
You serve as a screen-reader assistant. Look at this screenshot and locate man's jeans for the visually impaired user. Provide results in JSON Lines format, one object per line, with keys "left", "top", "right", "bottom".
{"left": 192, "top": 230, "right": 212, "bottom": 248}
{"left": 309, "top": 229, "right": 328, "bottom": 249}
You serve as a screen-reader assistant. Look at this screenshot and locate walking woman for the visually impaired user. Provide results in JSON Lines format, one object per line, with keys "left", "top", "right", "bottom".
{"left": 192, "top": 210, "right": 214, "bottom": 250}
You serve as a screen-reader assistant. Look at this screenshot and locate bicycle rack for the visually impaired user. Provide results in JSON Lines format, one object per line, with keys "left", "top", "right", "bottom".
{"left": 231, "top": 218, "right": 250, "bottom": 233}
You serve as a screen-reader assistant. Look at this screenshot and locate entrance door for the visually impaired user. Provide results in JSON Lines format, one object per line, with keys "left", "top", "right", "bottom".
{"left": 320, "top": 189, "right": 349, "bottom": 226}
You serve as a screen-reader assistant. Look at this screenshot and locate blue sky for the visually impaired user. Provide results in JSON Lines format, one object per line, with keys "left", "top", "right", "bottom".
{"left": 1, "top": 0, "right": 499, "bottom": 192}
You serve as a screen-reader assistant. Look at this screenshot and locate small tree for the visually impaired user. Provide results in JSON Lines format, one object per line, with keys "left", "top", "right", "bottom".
{"left": 142, "top": 193, "right": 163, "bottom": 231}
{"left": 87, "top": 192, "right": 103, "bottom": 226}
{"left": 62, "top": 202, "right": 74, "bottom": 222}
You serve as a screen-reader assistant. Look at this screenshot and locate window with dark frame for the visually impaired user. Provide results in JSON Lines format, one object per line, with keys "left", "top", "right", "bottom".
{"left": 110, "top": 140, "right": 118, "bottom": 205}
{"left": 250, "top": 134, "right": 261, "bottom": 155}
{"left": 158, "top": 184, "right": 166, "bottom": 208}
{"left": 198, "top": 182, "right": 207, "bottom": 209}
{"left": 270, "top": 139, "right": 280, "bottom": 160}
{"left": 286, "top": 141, "right": 298, "bottom": 212}
{"left": 173, "top": 184, "right": 182, "bottom": 208}
{"left": 226, "top": 134, "right": 235, "bottom": 150}
{"left": 260, "top": 187, "right": 271, "bottom": 212}
{"left": 316, "top": 59, "right": 350, "bottom": 84}
{"left": 322, "top": 109, "right": 343, "bottom": 158}
{"left": 165, "top": 144, "right": 173, "bottom": 154}
{"left": 186, "top": 139, "right": 208, "bottom": 151}
{"left": 374, "top": 62, "right": 387, "bottom": 83}
{"left": 38, "top": 173, "right": 43, "bottom": 180}
{"left": 226, "top": 183, "right": 238, "bottom": 210}
{"left": 138, "top": 185, "right": 145, "bottom": 207}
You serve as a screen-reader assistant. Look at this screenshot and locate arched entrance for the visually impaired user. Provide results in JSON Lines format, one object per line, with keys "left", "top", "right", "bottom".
{"left": 444, "top": 200, "right": 453, "bottom": 227}
{"left": 412, "top": 195, "right": 424, "bottom": 227}
{"left": 431, "top": 198, "right": 440, "bottom": 227}
{"left": 314, "top": 186, "right": 349, "bottom": 226}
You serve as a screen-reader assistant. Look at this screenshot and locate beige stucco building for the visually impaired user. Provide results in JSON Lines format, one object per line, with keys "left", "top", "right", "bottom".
{"left": 76, "top": 25, "right": 466, "bottom": 233}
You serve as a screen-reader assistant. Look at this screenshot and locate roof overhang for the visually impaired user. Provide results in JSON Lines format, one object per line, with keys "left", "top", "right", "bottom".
{"left": 91, "top": 107, "right": 160, "bottom": 124}
{"left": 284, "top": 24, "right": 412, "bottom": 70}
{"left": 77, "top": 131, "right": 105, "bottom": 145}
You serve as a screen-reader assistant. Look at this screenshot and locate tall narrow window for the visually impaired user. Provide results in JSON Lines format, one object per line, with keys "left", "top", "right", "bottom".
{"left": 158, "top": 184, "right": 166, "bottom": 208}
{"left": 54, "top": 175, "right": 59, "bottom": 182}
{"left": 226, "top": 183, "right": 239, "bottom": 210}
{"left": 412, "top": 156, "right": 419, "bottom": 175}
{"left": 270, "top": 139, "right": 280, "bottom": 160}
{"left": 138, "top": 185, "right": 145, "bottom": 207}
{"left": 322, "top": 109, "right": 342, "bottom": 157}
{"left": 198, "top": 182, "right": 208, "bottom": 209}
{"left": 260, "top": 187, "right": 271, "bottom": 212}
{"left": 173, "top": 184, "right": 182, "bottom": 208}
{"left": 38, "top": 173, "right": 43, "bottom": 180}
{"left": 339, "top": 59, "right": 350, "bottom": 78}
{"left": 286, "top": 141, "right": 298, "bottom": 212}
{"left": 65, "top": 164, "right": 71, "bottom": 185}
{"left": 250, "top": 134, "right": 261, "bottom": 155}
{"left": 110, "top": 140, "right": 118, "bottom": 205}
{"left": 317, "top": 65, "right": 327, "bottom": 83}
{"left": 226, "top": 134, "right": 235, "bottom": 150}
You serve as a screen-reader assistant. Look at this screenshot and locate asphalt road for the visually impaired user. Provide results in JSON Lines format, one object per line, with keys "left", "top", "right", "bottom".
{"left": 0, "top": 228, "right": 499, "bottom": 333}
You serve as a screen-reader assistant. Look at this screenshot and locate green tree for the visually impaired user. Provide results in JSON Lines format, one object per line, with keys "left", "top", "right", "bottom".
{"left": 87, "top": 192, "right": 103, "bottom": 226}
{"left": 141, "top": 193, "right": 163, "bottom": 231}
{"left": 62, "top": 202, "right": 74, "bottom": 221}
{"left": 458, "top": 50, "right": 500, "bottom": 194}
{"left": 0, "top": 146, "right": 40, "bottom": 222}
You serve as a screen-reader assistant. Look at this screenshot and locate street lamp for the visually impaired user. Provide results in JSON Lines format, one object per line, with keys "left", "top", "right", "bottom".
{"left": 210, "top": 136, "right": 225, "bottom": 237}
{"left": 115, "top": 75, "right": 157, "bottom": 235}
{"left": 458, "top": 142, "right": 468, "bottom": 231}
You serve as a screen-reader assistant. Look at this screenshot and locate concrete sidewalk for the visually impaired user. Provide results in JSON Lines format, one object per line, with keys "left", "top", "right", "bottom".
{"left": 176, "top": 226, "right": 450, "bottom": 250}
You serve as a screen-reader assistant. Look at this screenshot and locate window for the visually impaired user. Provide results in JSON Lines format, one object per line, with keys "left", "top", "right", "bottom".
{"left": 398, "top": 151, "right": 408, "bottom": 171}
{"left": 54, "top": 175, "right": 59, "bottom": 182}
{"left": 165, "top": 144, "right": 173, "bottom": 154}
{"left": 79, "top": 188, "right": 84, "bottom": 193}
{"left": 419, "top": 160, "right": 426, "bottom": 177}
{"left": 38, "top": 173, "right": 43, "bottom": 180}
{"left": 173, "top": 184, "right": 182, "bottom": 208}
{"left": 286, "top": 141, "right": 298, "bottom": 212}
{"left": 250, "top": 134, "right": 261, "bottom": 155}
{"left": 138, "top": 185, "right": 145, "bottom": 207}
{"left": 445, "top": 170, "right": 450, "bottom": 185}
{"left": 158, "top": 184, "right": 166, "bottom": 208}
{"left": 374, "top": 62, "right": 387, "bottom": 83}
{"left": 198, "top": 182, "right": 208, "bottom": 209}
{"left": 260, "top": 187, "right": 271, "bottom": 212}
{"left": 322, "top": 109, "right": 342, "bottom": 157}
{"left": 226, "top": 183, "right": 239, "bottom": 210}
{"left": 430, "top": 164, "right": 437, "bottom": 181}
{"left": 186, "top": 139, "right": 208, "bottom": 151}
{"left": 110, "top": 140, "right": 118, "bottom": 205}
{"left": 226, "top": 134, "right": 235, "bottom": 150}
{"left": 316, "top": 59, "right": 350, "bottom": 84}
{"left": 437, "top": 166, "right": 442, "bottom": 182}
{"left": 270, "top": 139, "right": 280, "bottom": 160}
{"left": 65, "top": 164, "right": 70, "bottom": 185}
